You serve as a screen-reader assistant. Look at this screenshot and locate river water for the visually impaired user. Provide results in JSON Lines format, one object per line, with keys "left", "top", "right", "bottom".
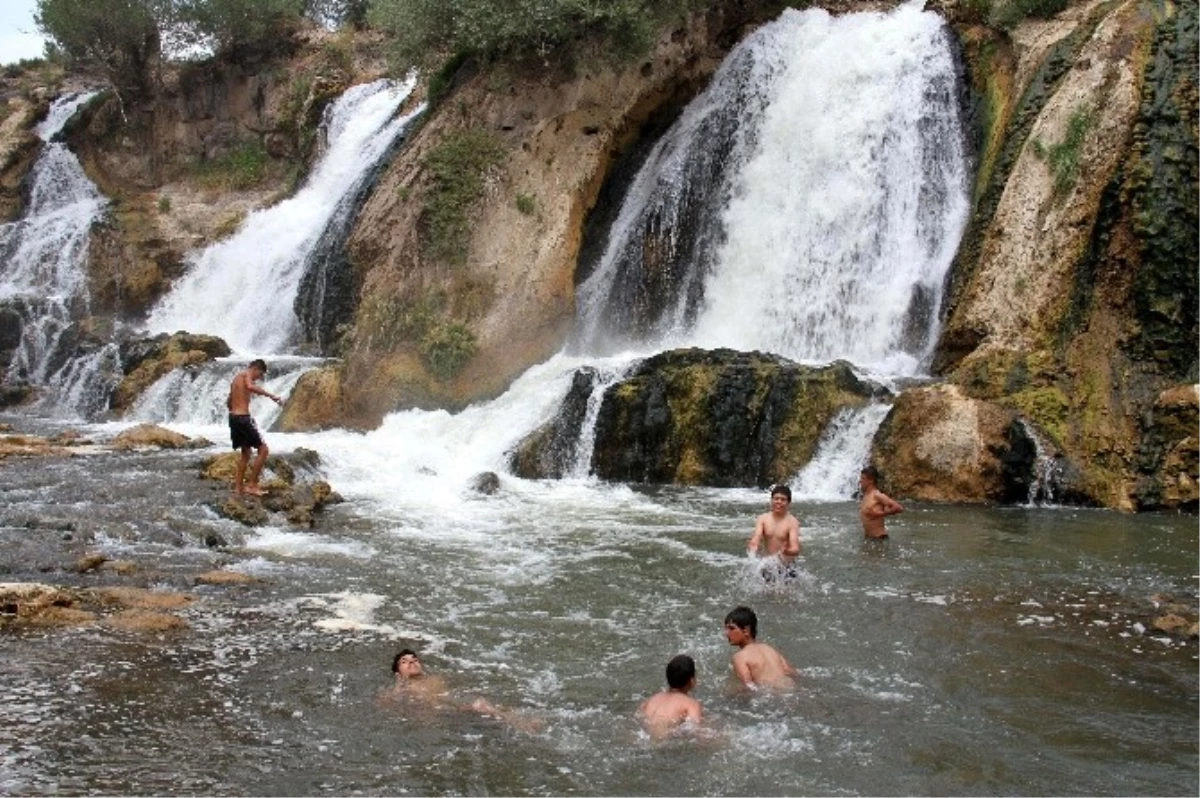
{"left": 2, "top": 415, "right": 1196, "bottom": 796}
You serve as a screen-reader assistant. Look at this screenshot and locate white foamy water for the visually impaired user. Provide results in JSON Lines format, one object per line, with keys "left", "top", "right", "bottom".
{"left": 793, "top": 403, "right": 894, "bottom": 501}
{"left": 146, "top": 77, "right": 423, "bottom": 353}
{"left": 0, "top": 91, "right": 113, "bottom": 416}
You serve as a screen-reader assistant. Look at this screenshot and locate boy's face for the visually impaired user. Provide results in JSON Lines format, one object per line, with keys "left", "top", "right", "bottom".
{"left": 724, "top": 622, "right": 751, "bottom": 646}
{"left": 770, "top": 492, "right": 790, "bottom": 512}
{"left": 396, "top": 654, "right": 423, "bottom": 679}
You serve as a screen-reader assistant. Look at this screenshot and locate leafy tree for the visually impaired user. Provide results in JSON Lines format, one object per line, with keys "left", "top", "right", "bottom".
{"left": 35, "top": 0, "right": 167, "bottom": 98}
{"left": 173, "top": 0, "right": 306, "bottom": 53}
{"left": 304, "top": 0, "right": 370, "bottom": 29}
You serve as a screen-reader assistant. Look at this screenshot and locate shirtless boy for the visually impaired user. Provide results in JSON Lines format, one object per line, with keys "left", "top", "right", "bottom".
{"left": 387, "top": 649, "right": 539, "bottom": 730}
{"left": 859, "top": 466, "right": 904, "bottom": 539}
{"left": 723, "top": 606, "right": 796, "bottom": 691}
{"left": 226, "top": 359, "right": 281, "bottom": 496}
{"left": 747, "top": 484, "right": 801, "bottom": 579}
{"left": 638, "top": 654, "right": 703, "bottom": 738}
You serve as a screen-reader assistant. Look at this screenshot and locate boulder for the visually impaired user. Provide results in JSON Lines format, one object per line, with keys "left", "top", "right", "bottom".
{"left": 112, "top": 423, "right": 195, "bottom": 450}
{"left": 589, "top": 349, "right": 884, "bottom": 487}
{"left": 216, "top": 497, "right": 270, "bottom": 526}
{"left": 111, "top": 332, "right": 232, "bottom": 413}
{"left": 469, "top": 471, "right": 501, "bottom": 495}
{"left": 195, "top": 570, "right": 259, "bottom": 586}
{"left": 872, "top": 384, "right": 1062, "bottom": 504}
{"left": 509, "top": 368, "right": 597, "bottom": 479}
{"left": 103, "top": 609, "right": 188, "bottom": 632}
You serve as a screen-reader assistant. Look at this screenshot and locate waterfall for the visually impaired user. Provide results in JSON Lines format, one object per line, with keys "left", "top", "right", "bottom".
{"left": 146, "top": 77, "right": 424, "bottom": 354}
{"left": 1019, "top": 419, "right": 1063, "bottom": 506}
{"left": 566, "top": 359, "right": 638, "bottom": 478}
{"left": 575, "top": 2, "right": 969, "bottom": 375}
{"left": 0, "top": 91, "right": 114, "bottom": 417}
{"left": 128, "top": 356, "right": 319, "bottom": 429}
{"left": 793, "top": 404, "right": 893, "bottom": 501}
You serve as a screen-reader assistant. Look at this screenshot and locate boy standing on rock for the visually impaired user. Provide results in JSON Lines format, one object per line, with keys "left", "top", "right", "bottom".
{"left": 227, "top": 359, "right": 281, "bottom": 496}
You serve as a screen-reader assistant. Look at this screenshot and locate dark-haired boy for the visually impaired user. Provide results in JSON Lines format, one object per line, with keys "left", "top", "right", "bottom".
{"left": 859, "top": 466, "right": 903, "bottom": 540}
{"left": 747, "top": 483, "right": 801, "bottom": 579}
{"left": 226, "top": 358, "right": 282, "bottom": 497}
{"left": 638, "top": 654, "right": 703, "bottom": 738}
{"left": 723, "top": 606, "right": 796, "bottom": 691}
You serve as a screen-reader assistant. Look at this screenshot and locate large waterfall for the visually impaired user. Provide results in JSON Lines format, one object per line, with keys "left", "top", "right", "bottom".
{"left": 0, "top": 92, "right": 115, "bottom": 417}
{"left": 575, "top": 4, "right": 969, "bottom": 374}
{"left": 146, "top": 77, "right": 423, "bottom": 355}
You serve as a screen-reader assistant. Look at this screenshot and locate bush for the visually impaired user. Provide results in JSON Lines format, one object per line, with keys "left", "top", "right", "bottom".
{"left": 193, "top": 139, "right": 269, "bottom": 189}
{"left": 367, "top": 0, "right": 706, "bottom": 69}
{"left": 1031, "top": 105, "right": 1095, "bottom": 197}
{"left": 516, "top": 192, "right": 536, "bottom": 215}
{"left": 989, "top": 0, "right": 1070, "bottom": 30}
{"left": 420, "top": 320, "right": 477, "bottom": 381}
{"left": 422, "top": 128, "right": 505, "bottom": 264}
{"left": 173, "top": 0, "right": 305, "bottom": 53}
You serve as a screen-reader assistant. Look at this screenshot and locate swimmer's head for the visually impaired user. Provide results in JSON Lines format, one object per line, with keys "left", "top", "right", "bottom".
{"left": 665, "top": 655, "right": 696, "bottom": 689}
{"left": 724, "top": 605, "right": 757, "bottom": 639}
{"left": 392, "top": 648, "right": 423, "bottom": 678}
{"left": 769, "top": 483, "right": 792, "bottom": 502}
{"left": 249, "top": 358, "right": 268, "bottom": 377}
{"left": 860, "top": 466, "right": 880, "bottom": 487}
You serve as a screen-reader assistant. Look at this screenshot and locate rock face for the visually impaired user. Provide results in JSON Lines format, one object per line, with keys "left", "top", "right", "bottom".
{"left": 587, "top": 349, "right": 884, "bottom": 487}
{"left": 936, "top": 0, "right": 1199, "bottom": 510}
{"left": 200, "top": 447, "right": 343, "bottom": 527}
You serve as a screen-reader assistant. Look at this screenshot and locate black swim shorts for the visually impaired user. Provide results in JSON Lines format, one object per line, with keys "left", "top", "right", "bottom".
{"left": 229, "top": 414, "right": 264, "bottom": 450}
{"left": 760, "top": 560, "right": 799, "bottom": 583}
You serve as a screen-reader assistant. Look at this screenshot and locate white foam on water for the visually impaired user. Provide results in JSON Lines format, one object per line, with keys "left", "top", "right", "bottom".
{"left": 242, "top": 527, "right": 375, "bottom": 560}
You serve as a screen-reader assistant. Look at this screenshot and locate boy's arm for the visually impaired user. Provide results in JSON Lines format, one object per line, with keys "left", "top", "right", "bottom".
{"left": 247, "top": 381, "right": 282, "bottom": 404}
{"left": 880, "top": 492, "right": 904, "bottom": 515}
{"left": 732, "top": 653, "right": 756, "bottom": 688}
{"left": 747, "top": 516, "right": 765, "bottom": 555}
{"left": 784, "top": 518, "right": 801, "bottom": 557}
{"left": 686, "top": 699, "right": 703, "bottom": 724}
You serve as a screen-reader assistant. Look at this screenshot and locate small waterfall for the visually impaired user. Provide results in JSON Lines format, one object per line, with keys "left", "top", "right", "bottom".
{"left": 1019, "top": 419, "right": 1063, "bottom": 506}
{"left": 0, "top": 91, "right": 114, "bottom": 417}
{"left": 146, "top": 77, "right": 423, "bottom": 354}
{"left": 793, "top": 403, "right": 892, "bottom": 500}
{"left": 574, "top": 2, "right": 969, "bottom": 375}
{"left": 566, "top": 359, "right": 638, "bottom": 478}
{"left": 128, "top": 356, "right": 318, "bottom": 428}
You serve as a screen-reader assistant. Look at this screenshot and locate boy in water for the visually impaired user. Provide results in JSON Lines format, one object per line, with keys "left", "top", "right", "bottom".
{"left": 638, "top": 654, "right": 703, "bottom": 738}
{"left": 859, "top": 466, "right": 904, "bottom": 540}
{"left": 747, "top": 483, "right": 801, "bottom": 580}
{"left": 723, "top": 606, "right": 796, "bottom": 691}
{"left": 386, "top": 648, "right": 539, "bottom": 730}
{"left": 226, "top": 358, "right": 282, "bottom": 497}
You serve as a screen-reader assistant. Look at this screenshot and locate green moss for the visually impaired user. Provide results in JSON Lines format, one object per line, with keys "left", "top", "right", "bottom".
{"left": 1031, "top": 104, "right": 1096, "bottom": 197}
{"left": 1007, "top": 386, "right": 1069, "bottom": 445}
{"left": 515, "top": 192, "right": 536, "bottom": 215}
{"left": 422, "top": 128, "right": 506, "bottom": 265}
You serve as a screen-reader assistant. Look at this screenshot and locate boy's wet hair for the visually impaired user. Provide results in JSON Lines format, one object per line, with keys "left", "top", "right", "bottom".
{"left": 860, "top": 465, "right": 880, "bottom": 484}
{"left": 665, "top": 655, "right": 696, "bottom": 689}
{"left": 769, "top": 483, "right": 792, "bottom": 501}
{"left": 724, "top": 605, "right": 758, "bottom": 638}
{"left": 392, "top": 648, "right": 418, "bottom": 673}
{"left": 250, "top": 358, "right": 268, "bottom": 373}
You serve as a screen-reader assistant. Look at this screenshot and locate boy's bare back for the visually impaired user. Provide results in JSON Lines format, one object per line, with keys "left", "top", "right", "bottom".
{"left": 732, "top": 642, "right": 796, "bottom": 691}
{"left": 639, "top": 690, "right": 702, "bottom": 738}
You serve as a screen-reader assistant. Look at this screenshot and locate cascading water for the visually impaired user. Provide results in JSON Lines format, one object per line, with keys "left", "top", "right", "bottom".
{"left": 146, "top": 76, "right": 423, "bottom": 355}
{"left": 793, "top": 403, "right": 894, "bottom": 500}
{"left": 576, "top": 3, "right": 970, "bottom": 375}
{"left": 0, "top": 92, "right": 115, "bottom": 417}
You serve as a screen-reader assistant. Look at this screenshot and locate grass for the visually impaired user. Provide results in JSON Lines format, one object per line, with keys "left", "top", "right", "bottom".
{"left": 192, "top": 140, "right": 269, "bottom": 190}
{"left": 1031, "top": 105, "right": 1096, "bottom": 197}
{"left": 422, "top": 128, "right": 505, "bottom": 265}
{"left": 516, "top": 192, "right": 536, "bottom": 215}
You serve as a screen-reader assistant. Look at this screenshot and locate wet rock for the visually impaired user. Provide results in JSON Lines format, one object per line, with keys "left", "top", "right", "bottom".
{"left": 0, "top": 435, "right": 76, "bottom": 460}
{"left": 112, "top": 423, "right": 196, "bottom": 450}
{"left": 469, "top": 471, "right": 501, "bottom": 495}
{"left": 90, "top": 586, "right": 193, "bottom": 611}
{"left": 286, "top": 506, "right": 314, "bottom": 527}
{"left": 216, "top": 497, "right": 270, "bottom": 527}
{"left": 1151, "top": 613, "right": 1193, "bottom": 636}
{"left": 195, "top": 570, "right": 258, "bottom": 586}
{"left": 103, "top": 609, "right": 188, "bottom": 632}
{"left": 509, "top": 367, "right": 596, "bottom": 479}
{"left": 591, "top": 349, "right": 884, "bottom": 487}
{"left": 112, "top": 332, "right": 232, "bottom": 413}
{"left": 0, "top": 582, "right": 76, "bottom": 619}
{"left": 871, "top": 384, "right": 1083, "bottom": 505}
{"left": 100, "top": 560, "right": 138, "bottom": 575}
{"left": 75, "top": 553, "right": 108, "bottom": 573}
{"left": 25, "top": 517, "right": 76, "bottom": 532}
{"left": 49, "top": 430, "right": 92, "bottom": 446}
{"left": 204, "top": 532, "right": 228, "bottom": 549}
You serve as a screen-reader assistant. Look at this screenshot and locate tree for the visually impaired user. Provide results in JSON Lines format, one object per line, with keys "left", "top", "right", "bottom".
{"left": 173, "top": 0, "right": 306, "bottom": 53}
{"left": 35, "top": 0, "right": 168, "bottom": 99}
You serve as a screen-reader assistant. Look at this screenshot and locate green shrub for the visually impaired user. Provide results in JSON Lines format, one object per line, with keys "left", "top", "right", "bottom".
{"left": 989, "top": 0, "right": 1070, "bottom": 30}
{"left": 368, "top": 0, "right": 707, "bottom": 69}
{"left": 157, "top": 195, "right": 171, "bottom": 213}
{"left": 193, "top": 139, "right": 269, "bottom": 190}
{"left": 420, "top": 320, "right": 477, "bottom": 380}
{"left": 422, "top": 128, "right": 505, "bottom": 264}
{"left": 515, "top": 192, "right": 536, "bottom": 215}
